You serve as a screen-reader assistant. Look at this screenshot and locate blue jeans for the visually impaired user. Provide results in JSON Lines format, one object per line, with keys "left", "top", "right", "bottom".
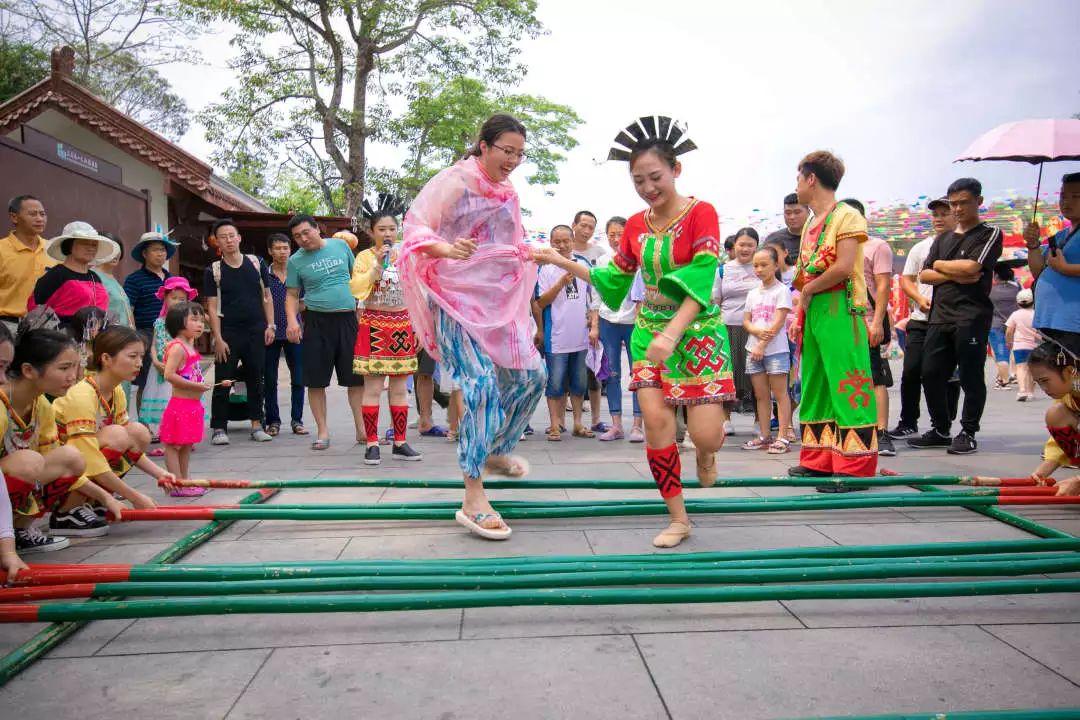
{"left": 988, "top": 327, "right": 1011, "bottom": 363}
{"left": 545, "top": 350, "right": 588, "bottom": 398}
{"left": 264, "top": 339, "right": 305, "bottom": 426}
{"left": 599, "top": 319, "right": 640, "bottom": 417}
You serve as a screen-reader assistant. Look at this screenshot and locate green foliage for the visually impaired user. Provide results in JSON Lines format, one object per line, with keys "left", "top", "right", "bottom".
{"left": 375, "top": 75, "right": 581, "bottom": 200}
{"left": 182, "top": 0, "right": 546, "bottom": 216}
{"left": 0, "top": 1, "right": 198, "bottom": 140}
{"left": 0, "top": 39, "right": 48, "bottom": 103}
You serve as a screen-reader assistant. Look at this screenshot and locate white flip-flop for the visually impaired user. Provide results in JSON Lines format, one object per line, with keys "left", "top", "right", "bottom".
{"left": 455, "top": 509, "right": 512, "bottom": 540}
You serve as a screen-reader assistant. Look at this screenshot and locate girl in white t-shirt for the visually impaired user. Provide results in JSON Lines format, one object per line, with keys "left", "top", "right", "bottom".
{"left": 742, "top": 247, "right": 794, "bottom": 453}
{"left": 1006, "top": 288, "right": 1039, "bottom": 402}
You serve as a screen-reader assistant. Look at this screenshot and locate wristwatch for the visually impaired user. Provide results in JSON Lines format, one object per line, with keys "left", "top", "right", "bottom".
{"left": 267, "top": 323, "right": 277, "bottom": 331}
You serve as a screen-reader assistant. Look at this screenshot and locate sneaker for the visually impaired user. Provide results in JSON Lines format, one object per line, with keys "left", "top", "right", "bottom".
{"left": 948, "top": 431, "right": 978, "bottom": 455}
{"left": 723, "top": 420, "right": 735, "bottom": 436}
{"left": 769, "top": 417, "right": 780, "bottom": 432}
{"left": 788, "top": 465, "right": 832, "bottom": 477}
{"left": 212, "top": 430, "right": 230, "bottom": 446}
{"left": 15, "top": 525, "right": 70, "bottom": 553}
{"left": 392, "top": 443, "right": 423, "bottom": 461}
{"left": 681, "top": 435, "right": 696, "bottom": 450}
{"left": 877, "top": 432, "right": 896, "bottom": 457}
{"left": 628, "top": 426, "right": 645, "bottom": 443}
{"left": 364, "top": 445, "right": 381, "bottom": 466}
{"left": 250, "top": 428, "right": 273, "bottom": 442}
{"left": 993, "top": 377, "right": 1009, "bottom": 390}
{"left": 886, "top": 424, "right": 917, "bottom": 439}
{"left": 523, "top": 425, "right": 535, "bottom": 436}
{"left": 1017, "top": 393, "right": 1033, "bottom": 402}
{"left": 49, "top": 504, "right": 109, "bottom": 537}
{"left": 906, "top": 429, "right": 951, "bottom": 449}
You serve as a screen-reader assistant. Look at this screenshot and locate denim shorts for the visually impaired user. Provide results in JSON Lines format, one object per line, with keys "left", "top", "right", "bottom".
{"left": 746, "top": 351, "right": 791, "bottom": 376}
{"left": 545, "top": 350, "right": 588, "bottom": 398}
{"left": 1012, "top": 348, "right": 1032, "bottom": 364}
{"left": 988, "top": 327, "right": 1011, "bottom": 363}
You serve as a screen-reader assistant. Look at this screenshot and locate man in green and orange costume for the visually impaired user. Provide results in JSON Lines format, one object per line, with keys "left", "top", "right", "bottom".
{"left": 788, "top": 150, "right": 878, "bottom": 478}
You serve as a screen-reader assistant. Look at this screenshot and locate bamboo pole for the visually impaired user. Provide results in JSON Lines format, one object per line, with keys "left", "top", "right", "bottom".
{"left": 4, "top": 578, "right": 1079, "bottom": 623}
{"left": 162, "top": 474, "right": 1048, "bottom": 491}
{"left": 3, "top": 556, "right": 1077, "bottom": 602}
{"left": 0, "top": 488, "right": 280, "bottom": 687}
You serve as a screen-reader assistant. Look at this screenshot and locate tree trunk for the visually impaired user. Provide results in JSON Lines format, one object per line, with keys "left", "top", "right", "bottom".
{"left": 343, "top": 48, "right": 374, "bottom": 219}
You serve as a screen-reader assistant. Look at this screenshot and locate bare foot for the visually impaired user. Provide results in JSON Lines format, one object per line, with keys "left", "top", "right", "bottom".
{"left": 696, "top": 450, "right": 717, "bottom": 488}
{"left": 484, "top": 454, "right": 530, "bottom": 478}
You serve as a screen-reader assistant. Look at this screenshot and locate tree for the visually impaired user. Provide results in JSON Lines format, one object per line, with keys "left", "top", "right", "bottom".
{"left": 185, "top": 0, "right": 545, "bottom": 217}
{"left": 0, "top": 38, "right": 49, "bottom": 103}
{"left": 373, "top": 75, "right": 581, "bottom": 199}
{"left": 0, "top": 1, "right": 199, "bottom": 139}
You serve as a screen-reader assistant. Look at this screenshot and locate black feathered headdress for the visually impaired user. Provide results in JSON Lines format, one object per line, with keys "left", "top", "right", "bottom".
{"left": 361, "top": 193, "right": 407, "bottom": 222}
{"left": 607, "top": 115, "right": 698, "bottom": 162}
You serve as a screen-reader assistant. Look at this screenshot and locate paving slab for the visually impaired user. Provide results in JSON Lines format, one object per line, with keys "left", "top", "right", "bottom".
{"left": 462, "top": 601, "right": 802, "bottom": 639}
{"left": 637, "top": 625, "right": 1080, "bottom": 719}
{"left": 982, "top": 624, "right": 1080, "bottom": 685}
{"left": 98, "top": 609, "right": 463, "bottom": 654}
{"left": 784, "top": 592, "right": 1080, "bottom": 628}
{"left": 181, "top": 536, "right": 351, "bottom": 563}
{"left": 810, "top": 519, "right": 1032, "bottom": 545}
{"left": 226, "top": 635, "right": 668, "bottom": 719}
{"left": 584, "top": 523, "right": 837, "bottom": 555}
{"left": 1, "top": 649, "right": 271, "bottom": 718}
{"left": 338, "top": 526, "right": 593, "bottom": 559}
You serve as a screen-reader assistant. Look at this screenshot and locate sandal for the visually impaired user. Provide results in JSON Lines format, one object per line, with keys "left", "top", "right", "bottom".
{"left": 485, "top": 455, "right": 530, "bottom": 478}
{"left": 742, "top": 436, "right": 772, "bottom": 451}
{"left": 455, "top": 509, "right": 512, "bottom": 540}
{"left": 652, "top": 521, "right": 691, "bottom": 548}
{"left": 447, "top": 430, "right": 458, "bottom": 442}
{"left": 767, "top": 438, "right": 791, "bottom": 454}
{"left": 572, "top": 425, "right": 595, "bottom": 439}
{"left": 546, "top": 428, "right": 562, "bottom": 442}
{"left": 696, "top": 451, "right": 718, "bottom": 488}
{"left": 420, "top": 425, "right": 449, "bottom": 438}
{"left": 265, "top": 423, "right": 280, "bottom": 437}
{"left": 291, "top": 422, "right": 309, "bottom": 436}
{"left": 782, "top": 426, "right": 799, "bottom": 444}
{"left": 311, "top": 438, "right": 330, "bottom": 451}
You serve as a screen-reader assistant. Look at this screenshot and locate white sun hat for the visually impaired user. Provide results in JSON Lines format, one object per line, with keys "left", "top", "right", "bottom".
{"left": 46, "top": 221, "right": 121, "bottom": 264}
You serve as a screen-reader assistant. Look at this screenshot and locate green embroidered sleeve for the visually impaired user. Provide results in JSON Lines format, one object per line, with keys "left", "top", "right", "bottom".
{"left": 590, "top": 263, "right": 635, "bottom": 312}
{"left": 658, "top": 251, "right": 718, "bottom": 309}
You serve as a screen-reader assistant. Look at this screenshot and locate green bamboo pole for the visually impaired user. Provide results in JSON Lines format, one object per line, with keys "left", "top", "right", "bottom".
{"left": 45, "top": 557, "right": 1080, "bottom": 599}
{"left": 808, "top": 710, "right": 1080, "bottom": 720}
{"left": 126, "top": 494, "right": 1075, "bottom": 522}
{"left": 914, "top": 485, "right": 1075, "bottom": 540}
{"left": 179, "top": 474, "right": 1015, "bottom": 490}
{"left": 0, "top": 488, "right": 279, "bottom": 688}
{"left": 136, "top": 537, "right": 1080, "bottom": 574}
{"left": 14, "top": 578, "right": 1080, "bottom": 623}
{"left": 97, "top": 551, "right": 1080, "bottom": 584}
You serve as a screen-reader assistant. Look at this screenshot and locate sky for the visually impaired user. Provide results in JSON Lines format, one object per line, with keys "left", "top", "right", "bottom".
{"left": 160, "top": 0, "right": 1080, "bottom": 235}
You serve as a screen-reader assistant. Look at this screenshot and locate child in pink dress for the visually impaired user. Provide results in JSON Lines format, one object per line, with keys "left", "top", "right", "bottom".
{"left": 159, "top": 302, "right": 216, "bottom": 486}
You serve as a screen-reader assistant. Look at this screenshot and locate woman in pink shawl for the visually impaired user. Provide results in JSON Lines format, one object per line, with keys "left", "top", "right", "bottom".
{"left": 399, "top": 114, "right": 546, "bottom": 541}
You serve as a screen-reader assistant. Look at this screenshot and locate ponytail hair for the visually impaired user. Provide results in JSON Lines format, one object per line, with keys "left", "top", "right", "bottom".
{"left": 467, "top": 114, "right": 527, "bottom": 158}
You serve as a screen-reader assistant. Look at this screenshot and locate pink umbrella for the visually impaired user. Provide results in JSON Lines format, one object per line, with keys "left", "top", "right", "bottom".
{"left": 956, "top": 118, "right": 1080, "bottom": 218}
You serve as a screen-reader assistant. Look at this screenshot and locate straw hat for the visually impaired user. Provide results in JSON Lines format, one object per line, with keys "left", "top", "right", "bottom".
{"left": 46, "top": 221, "right": 121, "bottom": 264}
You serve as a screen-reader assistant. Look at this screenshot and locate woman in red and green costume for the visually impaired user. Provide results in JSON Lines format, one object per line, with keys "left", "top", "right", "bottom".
{"left": 787, "top": 150, "right": 878, "bottom": 479}
{"left": 534, "top": 116, "right": 734, "bottom": 548}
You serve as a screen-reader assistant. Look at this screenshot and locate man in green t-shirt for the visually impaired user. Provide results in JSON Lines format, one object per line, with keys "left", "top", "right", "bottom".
{"left": 286, "top": 214, "right": 364, "bottom": 449}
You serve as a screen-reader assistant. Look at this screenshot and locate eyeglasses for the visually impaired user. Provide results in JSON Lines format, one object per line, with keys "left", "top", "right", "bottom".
{"left": 490, "top": 143, "right": 527, "bottom": 160}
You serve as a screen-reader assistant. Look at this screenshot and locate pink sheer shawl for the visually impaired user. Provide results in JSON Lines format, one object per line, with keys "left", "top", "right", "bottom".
{"left": 398, "top": 156, "right": 540, "bottom": 370}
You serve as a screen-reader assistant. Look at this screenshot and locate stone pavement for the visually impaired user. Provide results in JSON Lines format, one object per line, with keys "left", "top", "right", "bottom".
{"left": 2, "top": 362, "right": 1079, "bottom": 719}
